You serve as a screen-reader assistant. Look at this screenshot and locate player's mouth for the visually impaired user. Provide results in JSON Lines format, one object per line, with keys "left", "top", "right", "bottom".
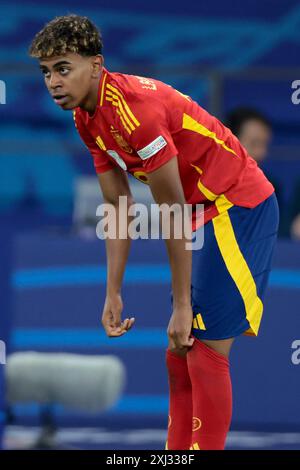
{"left": 52, "top": 94, "right": 69, "bottom": 106}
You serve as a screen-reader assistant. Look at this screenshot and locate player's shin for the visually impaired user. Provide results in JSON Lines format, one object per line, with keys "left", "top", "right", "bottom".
{"left": 187, "top": 338, "right": 232, "bottom": 450}
{"left": 165, "top": 349, "right": 193, "bottom": 450}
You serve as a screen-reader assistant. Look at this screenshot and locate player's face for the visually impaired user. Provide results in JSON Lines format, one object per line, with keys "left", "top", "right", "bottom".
{"left": 239, "top": 120, "right": 272, "bottom": 164}
{"left": 39, "top": 53, "right": 102, "bottom": 110}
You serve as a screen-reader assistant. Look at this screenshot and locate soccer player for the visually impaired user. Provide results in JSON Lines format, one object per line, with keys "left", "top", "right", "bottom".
{"left": 29, "top": 15, "right": 279, "bottom": 450}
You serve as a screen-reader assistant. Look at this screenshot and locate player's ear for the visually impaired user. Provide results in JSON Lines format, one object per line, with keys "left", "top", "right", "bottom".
{"left": 91, "top": 55, "right": 103, "bottom": 78}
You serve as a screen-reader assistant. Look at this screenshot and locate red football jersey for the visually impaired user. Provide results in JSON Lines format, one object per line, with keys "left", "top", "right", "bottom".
{"left": 73, "top": 67, "right": 274, "bottom": 226}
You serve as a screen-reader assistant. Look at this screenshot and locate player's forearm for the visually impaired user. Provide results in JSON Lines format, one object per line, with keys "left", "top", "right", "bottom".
{"left": 147, "top": 158, "right": 192, "bottom": 308}
{"left": 105, "top": 204, "right": 132, "bottom": 296}
{"left": 106, "top": 238, "right": 131, "bottom": 295}
{"left": 164, "top": 227, "right": 192, "bottom": 307}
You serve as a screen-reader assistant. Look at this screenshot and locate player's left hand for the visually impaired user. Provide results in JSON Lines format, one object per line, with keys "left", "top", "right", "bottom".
{"left": 101, "top": 293, "right": 135, "bottom": 337}
{"left": 167, "top": 305, "right": 195, "bottom": 350}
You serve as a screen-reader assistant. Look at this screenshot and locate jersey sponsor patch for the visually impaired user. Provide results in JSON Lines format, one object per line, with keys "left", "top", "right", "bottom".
{"left": 107, "top": 150, "right": 127, "bottom": 170}
{"left": 137, "top": 135, "right": 167, "bottom": 160}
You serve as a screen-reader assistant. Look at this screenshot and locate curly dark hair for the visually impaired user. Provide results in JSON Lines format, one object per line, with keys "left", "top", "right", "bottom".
{"left": 29, "top": 14, "right": 103, "bottom": 59}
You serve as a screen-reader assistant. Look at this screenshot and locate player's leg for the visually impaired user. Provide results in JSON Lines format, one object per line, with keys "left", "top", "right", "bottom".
{"left": 165, "top": 331, "right": 234, "bottom": 450}
{"left": 187, "top": 337, "right": 234, "bottom": 450}
{"left": 188, "top": 193, "right": 279, "bottom": 450}
{"left": 165, "top": 340, "right": 192, "bottom": 450}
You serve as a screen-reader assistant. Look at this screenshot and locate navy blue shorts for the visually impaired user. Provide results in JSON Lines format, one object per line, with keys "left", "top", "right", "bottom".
{"left": 191, "top": 193, "right": 279, "bottom": 340}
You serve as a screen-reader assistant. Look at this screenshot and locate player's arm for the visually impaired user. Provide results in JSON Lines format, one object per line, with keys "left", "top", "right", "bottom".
{"left": 103, "top": 83, "right": 194, "bottom": 347}
{"left": 73, "top": 112, "right": 134, "bottom": 337}
{"left": 147, "top": 157, "right": 194, "bottom": 351}
{"left": 98, "top": 167, "right": 135, "bottom": 337}
{"left": 116, "top": 88, "right": 194, "bottom": 350}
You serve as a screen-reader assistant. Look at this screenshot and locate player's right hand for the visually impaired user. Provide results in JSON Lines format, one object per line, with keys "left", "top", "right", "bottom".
{"left": 167, "top": 305, "right": 194, "bottom": 350}
{"left": 101, "top": 293, "right": 135, "bottom": 337}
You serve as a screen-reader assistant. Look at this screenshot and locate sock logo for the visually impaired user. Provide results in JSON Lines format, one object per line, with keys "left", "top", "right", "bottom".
{"left": 168, "top": 415, "right": 172, "bottom": 428}
{"left": 190, "top": 442, "right": 200, "bottom": 450}
{"left": 192, "top": 417, "right": 202, "bottom": 431}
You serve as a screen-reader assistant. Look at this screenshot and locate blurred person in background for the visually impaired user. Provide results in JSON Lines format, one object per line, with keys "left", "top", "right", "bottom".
{"left": 29, "top": 15, "right": 279, "bottom": 451}
{"left": 226, "top": 107, "right": 291, "bottom": 237}
{"left": 225, "top": 107, "right": 272, "bottom": 165}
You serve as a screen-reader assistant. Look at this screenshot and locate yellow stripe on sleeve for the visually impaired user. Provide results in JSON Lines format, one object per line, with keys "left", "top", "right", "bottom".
{"left": 183, "top": 113, "right": 237, "bottom": 156}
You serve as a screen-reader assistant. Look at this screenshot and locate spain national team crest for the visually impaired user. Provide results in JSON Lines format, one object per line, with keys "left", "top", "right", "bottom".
{"left": 192, "top": 417, "right": 202, "bottom": 431}
{"left": 110, "top": 126, "right": 133, "bottom": 153}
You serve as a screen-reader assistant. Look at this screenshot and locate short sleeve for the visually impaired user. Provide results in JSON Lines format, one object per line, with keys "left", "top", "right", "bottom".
{"left": 73, "top": 110, "right": 115, "bottom": 174}
{"left": 125, "top": 99, "right": 178, "bottom": 172}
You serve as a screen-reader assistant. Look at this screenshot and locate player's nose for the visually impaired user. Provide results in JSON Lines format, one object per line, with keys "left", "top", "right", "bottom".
{"left": 49, "top": 73, "right": 63, "bottom": 90}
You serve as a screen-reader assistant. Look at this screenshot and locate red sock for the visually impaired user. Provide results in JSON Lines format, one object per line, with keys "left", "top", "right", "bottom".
{"left": 165, "top": 349, "right": 193, "bottom": 450}
{"left": 187, "top": 338, "right": 232, "bottom": 450}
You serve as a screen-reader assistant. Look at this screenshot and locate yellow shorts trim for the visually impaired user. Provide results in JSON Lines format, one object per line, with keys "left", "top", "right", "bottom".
{"left": 212, "top": 209, "right": 264, "bottom": 336}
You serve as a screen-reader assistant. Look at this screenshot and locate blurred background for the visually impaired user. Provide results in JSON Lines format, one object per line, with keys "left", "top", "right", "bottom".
{"left": 0, "top": 0, "right": 300, "bottom": 450}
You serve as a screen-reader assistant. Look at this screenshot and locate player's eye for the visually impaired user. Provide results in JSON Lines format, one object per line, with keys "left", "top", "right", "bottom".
{"left": 59, "top": 67, "right": 70, "bottom": 76}
{"left": 41, "top": 69, "right": 50, "bottom": 78}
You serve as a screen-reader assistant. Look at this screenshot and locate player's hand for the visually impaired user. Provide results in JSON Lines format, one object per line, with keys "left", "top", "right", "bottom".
{"left": 167, "top": 305, "right": 195, "bottom": 350}
{"left": 101, "top": 293, "right": 135, "bottom": 337}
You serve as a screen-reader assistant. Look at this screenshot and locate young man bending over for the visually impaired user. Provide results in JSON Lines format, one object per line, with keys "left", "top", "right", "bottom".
{"left": 29, "top": 15, "right": 279, "bottom": 450}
